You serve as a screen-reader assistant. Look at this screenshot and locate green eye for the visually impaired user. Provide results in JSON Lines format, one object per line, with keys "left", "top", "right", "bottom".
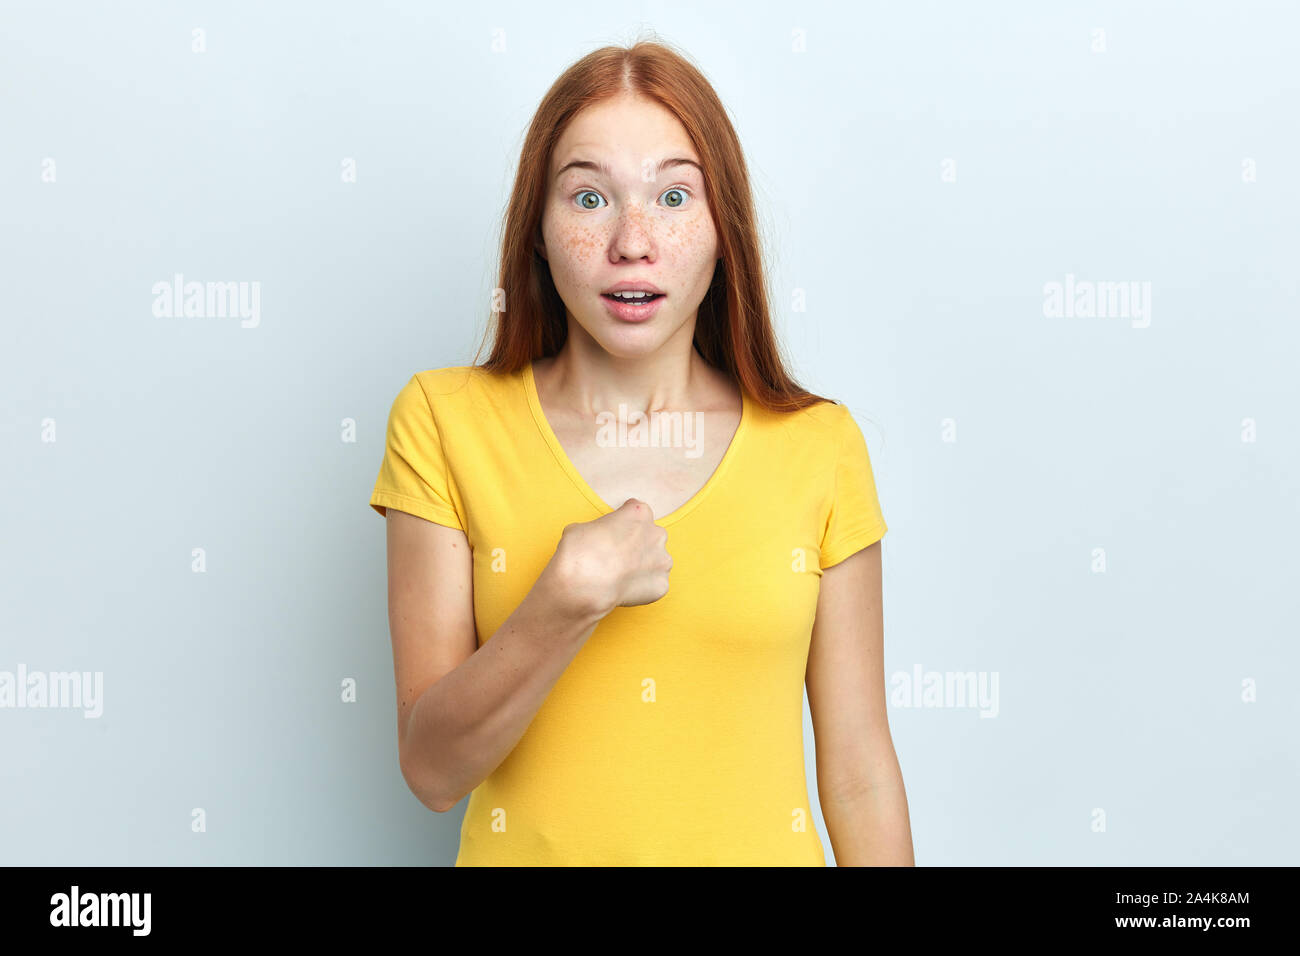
{"left": 661, "top": 187, "right": 688, "bottom": 208}
{"left": 572, "top": 187, "right": 693, "bottom": 210}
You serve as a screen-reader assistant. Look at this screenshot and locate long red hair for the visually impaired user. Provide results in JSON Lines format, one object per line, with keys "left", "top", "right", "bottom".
{"left": 473, "top": 37, "right": 833, "bottom": 412}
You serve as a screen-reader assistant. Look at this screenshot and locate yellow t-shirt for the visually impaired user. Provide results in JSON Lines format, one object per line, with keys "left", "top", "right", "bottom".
{"left": 369, "top": 361, "right": 887, "bottom": 866}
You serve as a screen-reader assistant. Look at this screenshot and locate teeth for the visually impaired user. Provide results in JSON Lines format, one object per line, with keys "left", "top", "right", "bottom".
{"left": 610, "top": 291, "right": 657, "bottom": 299}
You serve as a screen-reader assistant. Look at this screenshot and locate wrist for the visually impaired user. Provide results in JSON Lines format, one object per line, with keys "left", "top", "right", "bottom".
{"left": 540, "top": 550, "right": 615, "bottom": 627}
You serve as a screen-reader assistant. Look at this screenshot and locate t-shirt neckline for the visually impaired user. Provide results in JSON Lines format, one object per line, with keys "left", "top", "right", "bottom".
{"left": 521, "top": 359, "right": 749, "bottom": 527}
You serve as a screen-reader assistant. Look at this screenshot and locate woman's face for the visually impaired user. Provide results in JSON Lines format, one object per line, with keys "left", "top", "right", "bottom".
{"left": 539, "top": 93, "right": 719, "bottom": 359}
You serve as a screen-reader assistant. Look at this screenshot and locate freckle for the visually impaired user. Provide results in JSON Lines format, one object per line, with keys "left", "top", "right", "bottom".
{"left": 559, "top": 224, "right": 600, "bottom": 261}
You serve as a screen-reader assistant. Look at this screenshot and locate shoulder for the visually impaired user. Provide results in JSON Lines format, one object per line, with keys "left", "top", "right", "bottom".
{"left": 387, "top": 366, "right": 519, "bottom": 450}
{"left": 399, "top": 365, "right": 516, "bottom": 410}
{"left": 749, "top": 396, "right": 853, "bottom": 458}
{"left": 793, "top": 397, "right": 852, "bottom": 431}
{"left": 408, "top": 365, "right": 489, "bottom": 397}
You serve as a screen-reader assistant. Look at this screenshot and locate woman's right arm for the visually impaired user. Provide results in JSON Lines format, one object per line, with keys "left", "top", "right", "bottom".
{"left": 385, "top": 498, "right": 670, "bottom": 813}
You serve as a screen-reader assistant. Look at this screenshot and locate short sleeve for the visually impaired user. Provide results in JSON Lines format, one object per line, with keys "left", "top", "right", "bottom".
{"left": 369, "top": 374, "right": 465, "bottom": 530}
{"left": 819, "top": 404, "right": 887, "bottom": 569}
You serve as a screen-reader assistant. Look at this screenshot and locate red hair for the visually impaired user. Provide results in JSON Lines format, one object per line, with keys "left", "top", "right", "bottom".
{"left": 473, "top": 36, "right": 833, "bottom": 412}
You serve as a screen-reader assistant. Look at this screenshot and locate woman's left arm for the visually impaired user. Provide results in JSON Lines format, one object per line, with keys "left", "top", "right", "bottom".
{"left": 806, "top": 540, "right": 915, "bottom": 865}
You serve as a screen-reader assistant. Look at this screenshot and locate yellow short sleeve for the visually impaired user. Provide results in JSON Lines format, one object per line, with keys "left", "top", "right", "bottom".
{"left": 369, "top": 374, "right": 464, "bottom": 530}
{"left": 819, "top": 404, "right": 887, "bottom": 569}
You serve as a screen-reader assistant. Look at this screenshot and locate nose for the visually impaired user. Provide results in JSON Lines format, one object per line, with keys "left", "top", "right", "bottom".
{"left": 610, "top": 202, "right": 654, "bottom": 259}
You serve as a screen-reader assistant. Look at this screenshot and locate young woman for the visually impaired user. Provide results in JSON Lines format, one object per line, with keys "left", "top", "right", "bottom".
{"left": 369, "top": 39, "right": 913, "bottom": 866}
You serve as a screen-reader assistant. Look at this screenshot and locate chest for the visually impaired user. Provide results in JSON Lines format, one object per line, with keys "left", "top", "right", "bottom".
{"left": 464, "top": 399, "right": 832, "bottom": 652}
{"left": 547, "top": 408, "right": 740, "bottom": 520}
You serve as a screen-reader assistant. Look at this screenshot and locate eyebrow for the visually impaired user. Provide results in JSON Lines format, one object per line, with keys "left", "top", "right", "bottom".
{"left": 554, "top": 157, "right": 703, "bottom": 181}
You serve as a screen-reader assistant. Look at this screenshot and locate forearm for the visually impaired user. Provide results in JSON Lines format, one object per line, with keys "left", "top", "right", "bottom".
{"left": 401, "top": 564, "right": 606, "bottom": 812}
{"left": 820, "top": 770, "right": 915, "bottom": 866}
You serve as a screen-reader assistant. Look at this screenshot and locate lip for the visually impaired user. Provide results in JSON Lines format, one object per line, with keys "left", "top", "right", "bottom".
{"left": 602, "top": 281, "right": 664, "bottom": 294}
{"left": 600, "top": 290, "right": 666, "bottom": 323}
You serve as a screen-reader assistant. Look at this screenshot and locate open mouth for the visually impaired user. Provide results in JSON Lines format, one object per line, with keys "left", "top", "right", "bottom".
{"left": 602, "top": 292, "right": 665, "bottom": 306}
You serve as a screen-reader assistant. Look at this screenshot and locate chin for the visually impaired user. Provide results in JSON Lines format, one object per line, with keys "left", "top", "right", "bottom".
{"left": 589, "top": 329, "right": 669, "bottom": 359}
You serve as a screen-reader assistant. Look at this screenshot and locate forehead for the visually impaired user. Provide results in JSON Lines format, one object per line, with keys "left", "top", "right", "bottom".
{"left": 552, "top": 96, "right": 699, "bottom": 174}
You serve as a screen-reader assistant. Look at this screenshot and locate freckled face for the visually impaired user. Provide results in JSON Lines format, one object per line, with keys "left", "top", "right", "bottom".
{"left": 538, "top": 94, "right": 719, "bottom": 356}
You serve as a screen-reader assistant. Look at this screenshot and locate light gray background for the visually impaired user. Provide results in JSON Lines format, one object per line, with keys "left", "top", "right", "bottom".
{"left": 2, "top": 0, "right": 1296, "bottom": 865}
